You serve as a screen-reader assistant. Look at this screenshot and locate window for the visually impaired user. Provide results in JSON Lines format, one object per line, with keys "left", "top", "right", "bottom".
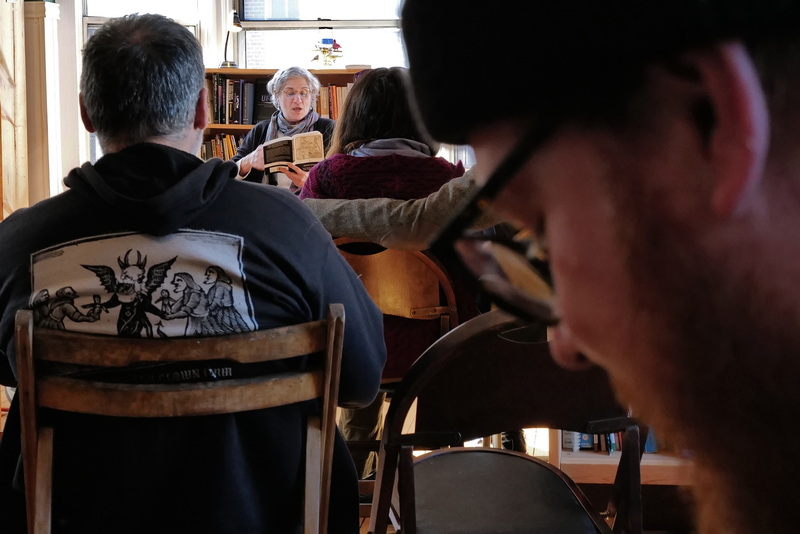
{"left": 84, "top": 0, "right": 199, "bottom": 21}
{"left": 244, "top": 28, "right": 405, "bottom": 68}
{"left": 238, "top": 0, "right": 406, "bottom": 69}
{"left": 241, "top": 0, "right": 402, "bottom": 21}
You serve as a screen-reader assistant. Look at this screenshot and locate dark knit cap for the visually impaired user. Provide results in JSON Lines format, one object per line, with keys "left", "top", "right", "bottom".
{"left": 401, "top": 0, "right": 800, "bottom": 145}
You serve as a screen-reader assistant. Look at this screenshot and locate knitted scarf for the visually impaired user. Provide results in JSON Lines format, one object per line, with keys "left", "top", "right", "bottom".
{"left": 265, "top": 109, "right": 321, "bottom": 141}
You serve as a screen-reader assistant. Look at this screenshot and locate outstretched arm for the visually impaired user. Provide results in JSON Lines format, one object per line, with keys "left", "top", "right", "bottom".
{"left": 302, "top": 168, "right": 502, "bottom": 250}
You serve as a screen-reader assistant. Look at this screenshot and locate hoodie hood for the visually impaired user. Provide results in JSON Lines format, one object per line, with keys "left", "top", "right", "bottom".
{"left": 64, "top": 143, "right": 237, "bottom": 236}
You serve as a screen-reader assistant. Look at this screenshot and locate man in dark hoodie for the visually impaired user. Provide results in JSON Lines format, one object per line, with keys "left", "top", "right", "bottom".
{"left": 0, "top": 13, "right": 385, "bottom": 534}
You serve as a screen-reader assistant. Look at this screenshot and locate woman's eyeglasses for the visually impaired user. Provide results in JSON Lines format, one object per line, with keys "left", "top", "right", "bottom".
{"left": 281, "top": 90, "right": 311, "bottom": 100}
{"left": 430, "top": 114, "right": 561, "bottom": 325}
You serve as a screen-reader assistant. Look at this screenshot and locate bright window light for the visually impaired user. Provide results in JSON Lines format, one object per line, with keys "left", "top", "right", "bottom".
{"left": 84, "top": 0, "right": 199, "bottom": 20}
{"left": 244, "top": 28, "right": 406, "bottom": 69}
{"left": 241, "top": 0, "right": 402, "bottom": 21}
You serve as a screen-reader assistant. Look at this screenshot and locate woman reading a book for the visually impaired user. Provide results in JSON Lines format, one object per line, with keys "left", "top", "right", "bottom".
{"left": 232, "top": 66, "right": 335, "bottom": 189}
{"left": 299, "top": 66, "right": 475, "bottom": 479}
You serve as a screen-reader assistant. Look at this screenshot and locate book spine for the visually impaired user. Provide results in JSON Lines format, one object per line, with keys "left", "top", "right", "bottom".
{"left": 328, "top": 84, "right": 338, "bottom": 120}
{"left": 318, "top": 86, "right": 330, "bottom": 119}
{"left": 242, "top": 82, "right": 255, "bottom": 125}
{"left": 212, "top": 136, "right": 222, "bottom": 159}
{"left": 231, "top": 80, "right": 242, "bottom": 125}
{"left": 228, "top": 134, "right": 235, "bottom": 159}
{"left": 214, "top": 74, "right": 225, "bottom": 124}
{"left": 578, "top": 432, "right": 594, "bottom": 451}
{"left": 205, "top": 77, "right": 215, "bottom": 125}
{"left": 607, "top": 432, "right": 616, "bottom": 453}
{"left": 562, "top": 431, "right": 581, "bottom": 452}
{"left": 644, "top": 426, "right": 658, "bottom": 453}
{"left": 225, "top": 79, "right": 235, "bottom": 124}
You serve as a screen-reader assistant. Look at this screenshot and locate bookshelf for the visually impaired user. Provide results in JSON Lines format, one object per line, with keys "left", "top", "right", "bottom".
{"left": 203, "top": 67, "right": 362, "bottom": 143}
{"left": 547, "top": 429, "right": 693, "bottom": 486}
{"left": 203, "top": 68, "right": 361, "bottom": 160}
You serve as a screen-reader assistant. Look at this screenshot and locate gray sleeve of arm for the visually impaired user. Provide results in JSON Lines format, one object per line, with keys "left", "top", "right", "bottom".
{"left": 303, "top": 168, "right": 504, "bottom": 250}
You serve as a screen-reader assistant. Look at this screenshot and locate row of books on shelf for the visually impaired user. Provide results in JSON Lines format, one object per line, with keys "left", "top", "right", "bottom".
{"left": 201, "top": 133, "right": 241, "bottom": 161}
{"left": 206, "top": 75, "right": 272, "bottom": 127}
{"left": 562, "top": 427, "right": 660, "bottom": 455}
{"left": 205, "top": 74, "right": 353, "bottom": 126}
{"left": 318, "top": 83, "right": 353, "bottom": 120}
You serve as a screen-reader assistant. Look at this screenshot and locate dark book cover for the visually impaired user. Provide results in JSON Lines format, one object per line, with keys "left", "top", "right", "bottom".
{"left": 253, "top": 77, "right": 276, "bottom": 123}
{"left": 242, "top": 81, "right": 255, "bottom": 125}
{"left": 230, "top": 79, "right": 242, "bottom": 124}
{"left": 214, "top": 74, "right": 226, "bottom": 124}
{"left": 578, "top": 432, "right": 594, "bottom": 451}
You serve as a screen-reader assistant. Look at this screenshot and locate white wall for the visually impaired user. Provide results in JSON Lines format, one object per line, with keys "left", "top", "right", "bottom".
{"left": 56, "top": 0, "right": 85, "bottom": 184}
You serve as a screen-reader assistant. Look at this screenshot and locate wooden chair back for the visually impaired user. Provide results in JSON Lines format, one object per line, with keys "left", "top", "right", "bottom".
{"left": 334, "top": 238, "right": 457, "bottom": 339}
{"left": 14, "top": 303, "right": 345, "bottom": 534}
{"left": 334, "top": 238, "right": 463, "bottom": 519}
{"left": 369, "top": 309, "right": 645, "bottom": 534}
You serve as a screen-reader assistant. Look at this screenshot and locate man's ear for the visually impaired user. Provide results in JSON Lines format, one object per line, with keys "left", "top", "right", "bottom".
{"left": 79, "top": 94, "right": 96, "bottom": 133}
{"left": 690, "top": 41, "right": 769, "bottom": 218}
{"left": 194, "top": 87, "right": 209, "bottom": 131}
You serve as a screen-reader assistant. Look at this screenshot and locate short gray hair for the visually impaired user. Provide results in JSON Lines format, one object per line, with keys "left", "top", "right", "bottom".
{"left": 80, "top": 14, "right": 205, "bottom": 151}
{"left": 267, "top": 66, "right": 322, "bottom": 112}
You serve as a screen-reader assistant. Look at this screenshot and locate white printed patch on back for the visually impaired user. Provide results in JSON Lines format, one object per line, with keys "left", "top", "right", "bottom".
{"left": 30, "top": 230, "right": 257, "bottom": 338}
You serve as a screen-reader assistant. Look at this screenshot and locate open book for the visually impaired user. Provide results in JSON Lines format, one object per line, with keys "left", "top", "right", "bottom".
{"left": 263, "top": 130, "right": 325, "bottom": 173}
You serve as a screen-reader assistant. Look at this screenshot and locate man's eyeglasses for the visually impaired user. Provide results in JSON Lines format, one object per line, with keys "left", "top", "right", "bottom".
{"left": 431, "top": 114, "right": 561, "bottom": 325}
{"left": 281, "top": 90, "right": 311, "bottom": 100}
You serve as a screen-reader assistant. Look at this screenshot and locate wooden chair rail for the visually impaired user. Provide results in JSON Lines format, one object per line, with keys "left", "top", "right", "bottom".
{"left": 36, "top": 370, "right": 323, "bottom": 418}
{"left": 30, "top": 319, "right": 329, "bottom": 367}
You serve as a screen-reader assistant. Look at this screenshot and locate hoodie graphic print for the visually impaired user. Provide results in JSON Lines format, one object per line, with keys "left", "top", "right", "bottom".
{"left": 31, "top": 230, "right": 257, "bottom": 339}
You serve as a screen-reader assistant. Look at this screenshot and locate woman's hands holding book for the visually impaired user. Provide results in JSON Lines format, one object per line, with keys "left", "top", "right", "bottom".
{"left": 277, "top": 163, "right": 308, "bottom": 188}
{"left": 235, "top": 141, "right": 269, "bottom": 179}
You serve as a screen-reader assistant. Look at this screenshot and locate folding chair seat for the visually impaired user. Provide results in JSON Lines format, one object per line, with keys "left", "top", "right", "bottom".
{"left": 369, "top": 309, "right": 645, "bottom": 534}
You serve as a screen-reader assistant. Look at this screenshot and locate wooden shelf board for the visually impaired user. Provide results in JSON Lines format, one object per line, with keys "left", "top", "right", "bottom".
{"left": 558, "top": 450, "right": 693, "bottom": 486}
{"left": 205, "top": 124, "right": 253, "bottom": 132}
{"left": 205, "top": 68, "right": 363, "bottom": 78}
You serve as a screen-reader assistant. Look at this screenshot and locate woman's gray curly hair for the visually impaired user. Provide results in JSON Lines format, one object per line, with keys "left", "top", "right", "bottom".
{"left": 267, "top": 66, "right": 322, "bottom": 113}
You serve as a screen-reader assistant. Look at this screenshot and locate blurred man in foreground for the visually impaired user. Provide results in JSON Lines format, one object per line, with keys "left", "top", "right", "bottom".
{"left": 401, "top": 2, "right": 800, "bottom": 533}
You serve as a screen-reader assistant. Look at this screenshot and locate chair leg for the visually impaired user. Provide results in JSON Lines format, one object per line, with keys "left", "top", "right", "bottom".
{"left": 33, "top": 426, "right": 54, "bottom": 534}
{"left": 397, "top": 445, "right": 417, "bottom": 534}
{"left": 368, "top": 443, "right": 400, "bottom": 534}
{"left": 607, "top": 425, "right": 643, "bottom": 534}
{"left": 358, "top": 479, "right": 375, "bottom": 519}
{"left": 305, "top": 417, "right": 322, "bottom": 534}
